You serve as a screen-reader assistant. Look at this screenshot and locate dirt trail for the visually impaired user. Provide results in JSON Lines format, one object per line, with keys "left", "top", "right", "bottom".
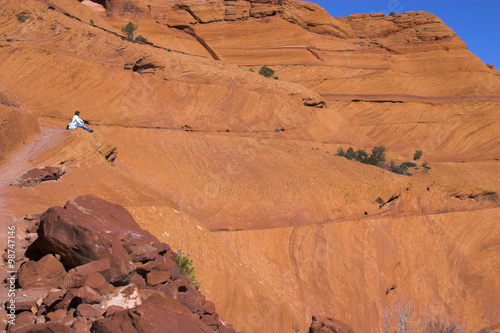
{"left": 0, "top": 127, "right": 64, "bottom": 188}
{"left": 0, "top": 127, "right": 64, "bottom": 252}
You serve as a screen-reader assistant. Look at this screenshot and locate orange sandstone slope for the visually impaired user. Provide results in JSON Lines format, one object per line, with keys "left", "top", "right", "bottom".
{"left": 0, "top": 0, "right": 499, "bottom": 332}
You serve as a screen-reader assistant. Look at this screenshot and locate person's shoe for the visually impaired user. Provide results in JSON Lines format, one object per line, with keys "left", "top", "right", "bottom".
{"left": 89, "top": 129, "right": 94, "bottom": 133}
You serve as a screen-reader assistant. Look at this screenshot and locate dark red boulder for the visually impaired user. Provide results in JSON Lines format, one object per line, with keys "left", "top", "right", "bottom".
{"left": 201, "top": 314, "right": 217, "bottom": 327}
{"left": 68, "top": 195, "right": 156, "bottom": 243}
{"left": 152, "top": 242, "right": 170, "bottom": 255}
{"left": 122, "top": 239, "right": 158, "bottom": 263}
{"left": 10, "top": 167, "right": 66, "bottom": 188}
{"left": 43, "top": 289, "right": 66, "bottom": 309}
{"left": 136, "top": 260, "right": 175, "bottom": 276}
{"left": 139, "top": 289, "right": 193, "bottom": 315}
{"left": 70, "top": 319, "right": 92, "bottom": 333}
{"left": 71, "top": 259, "right": 112, "bottom": 286}
{"left": 129, "top": 273, "right": 146, "bottom": 290}
{"left": 103, "top": 306, "right": 124, "bottom": 318}
{"left": 52, "top": 289, "right": 81, "bottom": 311}
{"left": 202, "top": 300, "right": 216, "bottom": 315}
{"left": 75, "top": 286, "right": 101, "bottom": 305}
{"left": 90, "top": 304, "right": 212, "bottom": 333}
{"left": 34, "top": 202, "right": 135, "bottom": 285}
{"left": 45, "top": 309, "right": 67, "bottom": 322}
{"left": 7, "top": 311, "right": 36, "bottom": 333}
{"left": 9, "top": 322, "right": 70, "bottom": 333}
{"left": 17, "top": 254, "right": 67, "bottom": 289}
{"left": 75, "top": 304, "right": 101, "bottom": 318}
{"left": 14, "top": 288, "right": 51, "bottom": 313}
{"left": 146, "top": 270, "right": 171, "bottom": 286}
{"left": 157, "top": 276, "right": 201, "bottom": 313}
{"left": 83, "top": 273, "right": 113, "bottom": 295}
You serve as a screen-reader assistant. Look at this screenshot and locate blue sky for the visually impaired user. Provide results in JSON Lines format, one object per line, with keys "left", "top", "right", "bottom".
{"left": 306, "top": 0, "right": 500, "bottom": 68}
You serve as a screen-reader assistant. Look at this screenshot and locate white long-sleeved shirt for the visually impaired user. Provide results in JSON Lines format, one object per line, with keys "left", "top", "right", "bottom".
{"left": 72, "top": 115, "right": 84, "bottom": 125}
{"left": 67, "top": 115, "right": 83, "bottom": 129}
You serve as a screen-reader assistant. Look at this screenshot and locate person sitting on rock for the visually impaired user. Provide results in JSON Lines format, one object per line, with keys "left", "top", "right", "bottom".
{"left": 67, "top": 111, "right": 93, "bottom": 132}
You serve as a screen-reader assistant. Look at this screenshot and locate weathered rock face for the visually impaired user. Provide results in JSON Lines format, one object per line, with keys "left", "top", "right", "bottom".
{"left": 281, "top": 1, "right": 356, "bottom": 38}
{"left": 0, "top": 1, "right": 499, "bottom": 333}
{"left": 338, "top": 11, "right": 466, "bottom": 53}
{"left": 103, "top": 0, "right": 280, "bottom": 26}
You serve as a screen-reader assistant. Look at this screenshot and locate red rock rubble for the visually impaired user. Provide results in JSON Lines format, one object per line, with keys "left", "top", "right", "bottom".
{"left": 2, "top": 195, "right": 237, "bottom": 333}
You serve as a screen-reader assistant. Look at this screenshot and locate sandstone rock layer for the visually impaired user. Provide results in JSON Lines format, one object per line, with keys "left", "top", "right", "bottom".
{"left": 0, "top": 1, "right": 499, "bottom": 332}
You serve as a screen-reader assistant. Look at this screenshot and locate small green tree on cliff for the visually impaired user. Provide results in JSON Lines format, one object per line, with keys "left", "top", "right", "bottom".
{"left": 413, "top": 149, "right": 423, "bottom": 161}
{"left": 259, "top": 65, "right": 275, "bottom": 78}
{"left": 122, "top": 22, "right": 138, "bottom": 42}
{"left": 173, "top": 250, "right": 198, "bottom": 289}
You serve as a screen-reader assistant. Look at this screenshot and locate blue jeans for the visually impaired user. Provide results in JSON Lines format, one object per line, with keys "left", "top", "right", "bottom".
{"left": 76, "top": 123, "right": 92, "bottom": 132}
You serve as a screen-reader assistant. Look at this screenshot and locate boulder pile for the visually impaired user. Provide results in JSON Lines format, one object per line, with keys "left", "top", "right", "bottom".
{"left": 1, "top": 195, "right": 237, "bottom": 333}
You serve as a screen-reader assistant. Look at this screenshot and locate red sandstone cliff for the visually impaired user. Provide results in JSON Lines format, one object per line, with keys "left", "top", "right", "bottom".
{"left": 0, "top": 0, "right": 499, "bottom": 332}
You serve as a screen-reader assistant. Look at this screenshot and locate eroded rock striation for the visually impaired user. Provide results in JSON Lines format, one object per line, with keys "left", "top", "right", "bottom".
{"left": 0, "top": 0, "right": 499, "bottom": 332}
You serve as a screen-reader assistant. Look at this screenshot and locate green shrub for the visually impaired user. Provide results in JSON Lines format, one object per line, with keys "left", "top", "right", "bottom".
{"left": 274, "top": 76, "right": 279, "bottom": 80}
{"left": 173, "top": 250, "right": 198, "bottom": 288}
{"left": 90, "top": 19, "right": 95, "bottom": 25}
{"left": 390, "top": 160, "right": 406, "bottom": 175}
{"left": 362, "top": 155, "right": 380, "bottom": 165}
{"left": 354, "top": 149, "right": 368, "bottom": 162}
{"left": 388, "top": 160, "right": 417, "bottom": 176}
{"left": 372, "top": 146, "right": 386, "bottom": 162}
{"left": 17, "top": 11, "right": 30, "bottom": 23}
{"left": 258, "top": 65, "right": 275, "bottom": 78}
{"left": 122, "top": 22, "right": 138, "bottom": 42}
{"left": 401, "top": 161, "right": 417, "bottom": 168}
{"left": 249, "top": 68, "right": 255, "bottom": 72}
{"left": 134, "top": 35, "right": 148, "bottom": 43}
{"left": 338, "top": 146, "right": 383, "bottom": 165}
{"left": 345, "top": 147, "right": 355, "bottom": 160}
{"left": 337, "top": 145, "right": 417, "bottom": 174}
{"left": 413, "top": 149, "right": 423, "bottom": 160}
{"left": 389, "top": 11, "right": 396, "bottom": 16}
